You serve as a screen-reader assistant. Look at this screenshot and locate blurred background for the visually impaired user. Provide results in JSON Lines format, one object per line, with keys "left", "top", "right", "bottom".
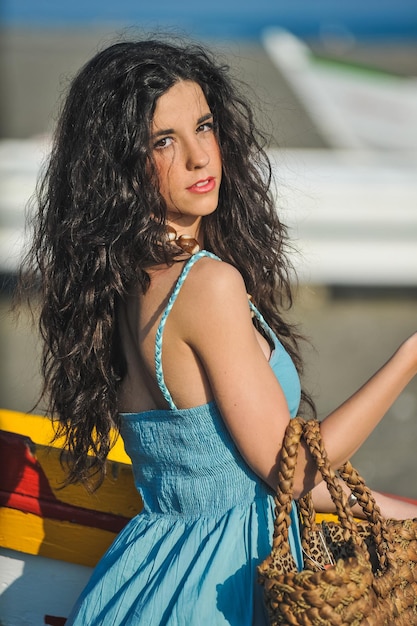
{"left": 1, "top": 0, "right": 417, "bottom": 496}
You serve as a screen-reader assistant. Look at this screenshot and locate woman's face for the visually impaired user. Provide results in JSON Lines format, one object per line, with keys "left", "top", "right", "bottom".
{"left": 150, "top": 80, "right": 222, "bottom": 234}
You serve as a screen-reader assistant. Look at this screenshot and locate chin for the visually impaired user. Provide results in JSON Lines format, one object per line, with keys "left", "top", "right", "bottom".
{"left": 200, "top": 197, "right": 220, "bottom": 216}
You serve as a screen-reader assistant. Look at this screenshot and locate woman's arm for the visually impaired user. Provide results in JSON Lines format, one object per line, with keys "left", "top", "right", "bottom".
{"left": 311, "top": 480, "right": 417, "bottom": 520}
{"left": 298, "top": 334, "right": 416, "bottom": 498}
{"left": 178, "top": 259, "right": 417, "bottom": 500}
{"left": 318, "top": 333, "right": 417, "bottom": 479}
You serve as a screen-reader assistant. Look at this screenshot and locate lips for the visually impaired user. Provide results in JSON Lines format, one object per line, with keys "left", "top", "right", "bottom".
{"left": 186, "top": 177, "right": 216, "bottom": 194}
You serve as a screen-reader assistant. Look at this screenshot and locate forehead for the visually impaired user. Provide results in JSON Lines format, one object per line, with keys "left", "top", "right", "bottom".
{"left": 152, "top": 81, "right": 210, "bottom": 129}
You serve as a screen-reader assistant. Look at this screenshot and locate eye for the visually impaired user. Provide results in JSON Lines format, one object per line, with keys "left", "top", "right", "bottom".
{"left": 197, "top": 121, "right": 214, "bottom": 133}
{"left": 153, "top": 136, "right": 173, "bottom": 150}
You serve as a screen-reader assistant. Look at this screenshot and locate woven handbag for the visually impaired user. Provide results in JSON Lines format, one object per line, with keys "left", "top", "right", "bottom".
{"left": 258, "top": 417, "right": 417, "bottom": 625}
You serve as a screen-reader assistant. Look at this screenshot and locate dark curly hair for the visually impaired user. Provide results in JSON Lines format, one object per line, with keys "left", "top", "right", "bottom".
{"left": 20, "top": 37, "right": 314, "bottom": 489}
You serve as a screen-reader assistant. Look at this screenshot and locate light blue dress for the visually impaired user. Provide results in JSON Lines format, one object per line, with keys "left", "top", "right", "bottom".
{"left": 67, "top": 251, "right": 302, "bottom": 626}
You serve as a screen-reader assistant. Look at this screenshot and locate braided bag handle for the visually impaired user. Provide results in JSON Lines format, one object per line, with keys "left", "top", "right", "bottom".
{"left": 270, "top": 418, "right": 393, "bottom": 563}
{"left": 300, "top": 419, "right": 368, "bottom": 549}
{"left": 338, "top": 460, "right": 393, "bottom": 569}
{"left": 270, "top": 417, "right": 364, "bottom": 554}
{"left": 269, "top": 417, "right": 304, "bottom": 555}
{"left": 272, "top": 417, "right": 365, "bottom": 555}
{"left": 300, "top": 419, "right": 393, "bottom": 570}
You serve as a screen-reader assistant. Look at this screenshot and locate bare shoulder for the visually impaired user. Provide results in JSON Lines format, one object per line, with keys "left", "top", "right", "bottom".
{"left": 181, "top": 255, "right": 247, "bottom": 304}
{"left": 171, "top": 255, "right": 252, "bottom": 344}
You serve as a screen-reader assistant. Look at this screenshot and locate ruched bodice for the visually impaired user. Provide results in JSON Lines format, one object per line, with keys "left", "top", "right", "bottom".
{"left": 67, "top": 251, "right": 303, "bottom": 626}
{"left": 121, "top": 402, "right": 272, "bottom": 516}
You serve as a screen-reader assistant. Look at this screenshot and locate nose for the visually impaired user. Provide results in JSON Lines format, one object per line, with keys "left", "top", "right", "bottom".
{"left": 185, "top": 137, "right": 210, "bottom": 170}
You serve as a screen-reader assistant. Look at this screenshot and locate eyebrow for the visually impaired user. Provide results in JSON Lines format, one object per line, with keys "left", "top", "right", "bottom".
{"left": 151, "top": 113, "right": 214, "bottom": 140}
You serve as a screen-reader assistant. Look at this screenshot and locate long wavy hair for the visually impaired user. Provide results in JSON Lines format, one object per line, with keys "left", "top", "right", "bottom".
{"left": 21, "top": 37, "right": 314, "bottom": 489}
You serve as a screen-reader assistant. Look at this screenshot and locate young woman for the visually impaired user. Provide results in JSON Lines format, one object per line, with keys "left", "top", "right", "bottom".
{"left": 22, "top": 38, "right": 417, "bottom": 625}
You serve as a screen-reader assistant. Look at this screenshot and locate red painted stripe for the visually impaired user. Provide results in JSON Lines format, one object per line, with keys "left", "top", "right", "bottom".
{"left": 0, "top": 490, "right": 131, "bottom": 533}
{"left": 0, "top": 430, "right": 57, "bottom": 503}
{"left": 0, "top": 430, "right": 135, "bottom": 532}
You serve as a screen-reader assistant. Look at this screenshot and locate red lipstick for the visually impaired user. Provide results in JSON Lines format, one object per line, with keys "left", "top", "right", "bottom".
{"left": 186, "top": 177, "right": 216, "bottom": 194}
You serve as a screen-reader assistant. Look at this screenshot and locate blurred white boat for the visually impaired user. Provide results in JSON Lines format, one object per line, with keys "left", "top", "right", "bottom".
{"left": 261, "top": 30, "right": 417, "bottom": 286}
{"left": 262, "top": 28, "right": 417, "bottom": 150}
{"left": 269, "top": 148, "right": 417, "bottom": 286}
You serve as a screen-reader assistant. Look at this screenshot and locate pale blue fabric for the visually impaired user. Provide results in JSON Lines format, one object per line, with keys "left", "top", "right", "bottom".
{"left": 67, "top": 251, "right": 303, "bottom": 626}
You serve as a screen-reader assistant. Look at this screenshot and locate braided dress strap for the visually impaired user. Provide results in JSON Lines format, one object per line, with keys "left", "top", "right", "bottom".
{"left": 154, "top": 250, "right": 221, "bottom": 410}
{"left": 248, "top": 299, "right": 275, "bottom": 344}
